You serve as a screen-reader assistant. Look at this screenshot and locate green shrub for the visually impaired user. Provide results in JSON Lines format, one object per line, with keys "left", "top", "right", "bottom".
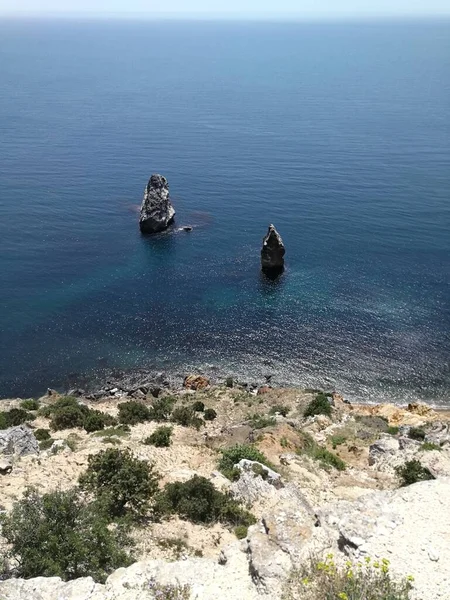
{"left": 20, "top": 399, "right": 40, "bottom": 411}
{"left": 171, "top": 406, "right": 203, "bottom": 429}
{"left": 304, "top": 393, "right": 332, "bottom": 419}
{"left": 117, "top": 401, "right": 151, "bottom": 425}
{"left": 34, "top": 428, "right": 51, "bottom": 441}
{"left": 225, "top": 377, "right": 234, "bottom": 388}
{"left": 0, "top": 408, "right": 35, "bottom": 429}
{"left": 93, "top": 425, "right": 130, "bottom": 439}
{"left": 269, "top": 405, "right": 289, "bottom": 417}
{"left": 218, "top": 444, "right": 274, "bottom": 479}
{"left": 1, "top": 487, "right": 131, "bottom": 582}
{"left": 79, "top": 448, "right": 159, "bottom": 519}
{"left": 298, "top": 432, "right": 346, "bottom": 471}
{"left": 192, "top": 401, "right": 205, "bottom": 412}
{"left": 330, "top": 434, "right": 347, "bottom": 449}
{"left": 395, "top": 459, "right": 435, "bottom": 487}
{"left": 283, "top": 554, "right": 413, "bottom": 600}
{"left": 144, "top": 426, "right": 173, "bottom": 448}
{"left": 50, "top": 405, "right": 88, "bottom": 431}
{"left": 408, "top": 427, "right": 426, "bottom": 441}
{"left": 387, "top": 426, "right": 399, "bottom": 435}
{"left": 155, "top": 475, "right": 255, "bottom": 527}
{"left": 234, "top": 525, "right": 249, "bottom": 539}
{"left": 248, "top": 414, "right": 276, "bottom": 429}
{"left": 83, "top": 410, "right": 117, "bottom": 433}
{"left": 39, "top": 438, "right": 54, "bottom": 451}
{"left": 203, "top": 408, "right": 217, "bottom": 421}
{"left": 149, "top": 396, "right": 176, "bottom": 422}
{"left": 420, "top": 442, "right": 441, "bottom": 452}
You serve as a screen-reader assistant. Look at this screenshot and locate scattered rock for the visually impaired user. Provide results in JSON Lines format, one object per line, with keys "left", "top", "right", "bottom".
{"left": 139, "top": 174, "right": 175, "bottom": 233}
{"left": 235, "top": 459, "right": 282, "bottom": 488}
{"left": 183, "top": 375, "right": 210, "bottom": 391}
{"left": 257, "top": 386, "right": 271, "bottom": 395}
{"left": 426, "top": 422, "right": 450, "bottom": 447}
{"left": 0, "top": 425, "right": 39, "bottom": 457}
{"left": 261, "top": 224, "right": 285, "bottom": 275}
{"left": 407, "top": 402, "right": 434, "bottom": 417}
{"left": 0, "top": 458, "right": 13, "bottom": 475}
{"left": 368, "top": 436, "right": 399, "bottom": 466}
{"left": 48, "top": 439, "right": 72, "bottom": 455}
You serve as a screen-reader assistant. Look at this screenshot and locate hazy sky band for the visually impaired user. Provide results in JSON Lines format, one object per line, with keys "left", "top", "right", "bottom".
{"left": 1, "top": 0, "right": 450, "bottom": 17}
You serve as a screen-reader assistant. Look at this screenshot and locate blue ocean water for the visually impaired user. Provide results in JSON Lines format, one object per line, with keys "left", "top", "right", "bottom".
{"left": 0, "top": 19, "right": 449, "bottom": 402}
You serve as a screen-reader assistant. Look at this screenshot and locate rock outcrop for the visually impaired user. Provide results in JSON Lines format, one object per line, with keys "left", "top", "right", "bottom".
{"left": 0, "top": 425, "right": 39, "bottom": 457}
{"left": 139, "top": 174, "right": 175, "bottom": 233}
{"left": 261, "top": 224, "right": 285, "bottom": 275}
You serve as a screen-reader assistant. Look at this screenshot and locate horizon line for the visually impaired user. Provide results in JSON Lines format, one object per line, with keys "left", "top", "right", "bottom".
{"left": 1, "top": 11, "right": 450, "bottom": 22}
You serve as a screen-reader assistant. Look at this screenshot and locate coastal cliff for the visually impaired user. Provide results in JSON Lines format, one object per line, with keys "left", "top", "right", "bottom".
{"left": 0, "top": 382, "right": 449, "bottom": 600}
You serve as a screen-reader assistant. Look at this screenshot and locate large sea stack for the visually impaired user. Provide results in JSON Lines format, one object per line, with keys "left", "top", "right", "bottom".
{"left": 261, "top": 224, "right": 285, "bottom": 275}
{"left": 139, "top": 174, "right": 175, "bottom": 233}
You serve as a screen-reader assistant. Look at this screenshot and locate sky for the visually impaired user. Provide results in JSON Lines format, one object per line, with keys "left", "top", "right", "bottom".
{"left": 0, "top": 0, "right": 449, "bottom": 18}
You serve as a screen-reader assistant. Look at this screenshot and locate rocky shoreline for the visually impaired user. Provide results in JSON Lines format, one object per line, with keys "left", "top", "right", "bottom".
{"left": 0, "top": 377, "right": 450, "bottom": 599}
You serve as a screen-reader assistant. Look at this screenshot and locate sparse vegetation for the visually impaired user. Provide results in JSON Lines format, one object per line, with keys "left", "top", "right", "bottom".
{"left": 147, "top": 578, "right": 191, "bottom": 600}
{"left": 0, "top": 487, "right": 131, "bottom": 582}
{"left": 408, "top": 427, "right": 426, "bottom": 441}
{"left": 283, "top": 554, "right": 413, "bottom": 600}
{"left": 330, "top": 434, "right": 347, "bottom": 449}
{"left": 20, "top": 399, "right": 40, "bottom": 411}
{"left": 218, "top": 444, "right": 275, "bottom": 479}
{"left": 298, "top": 432, "right": 346, "bottom": 471}
{"left": 420, "top": 442, "right": 441, "bottom": 451}
{"left": 269, "top": 404, "right": 289, "bottom": 417}
{"left": 304, "top": 393, "right": 332, "bottom": 419}
{"left": 79, "top": 448, "right": 159, "bottom": 519}
{"left": 154, "top": 475, "right": 256, "bottom": 527}
{"left": 387, "top": 426, "right": 399, "bottom": 435}
{"left": 395, "top": 459, "right": 435, "bottom": 487}
{"left": 39, "top": 438, "right": 54, "bottom": 451}
{"left": 171, "top": 406, "right": 204, "bottom": 429}
{"left": 83, "top": 410, "right": 117, "bottom": 433}
{"left": 248, "top": 413, "right": 276, "bottom": 429}
{"left": 234, "top": 525, "right": 249, "bottom": 539}
{"left": 143, "top": 426, "right": 173, "bottom": 448}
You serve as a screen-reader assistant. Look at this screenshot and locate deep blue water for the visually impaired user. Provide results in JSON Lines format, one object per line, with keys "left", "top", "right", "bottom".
{"left": 0, "top": 19, "right": 449, "bottom": 402}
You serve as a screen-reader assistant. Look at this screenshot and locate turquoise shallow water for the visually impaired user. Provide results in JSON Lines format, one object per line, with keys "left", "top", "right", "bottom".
{"left": 0, "top": 19, "right": 449, "bottom": 402}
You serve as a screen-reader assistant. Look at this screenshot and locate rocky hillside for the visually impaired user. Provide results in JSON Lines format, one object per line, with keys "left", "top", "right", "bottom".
{"left": 0, "top": 379, "right": 449, "bottom": 599}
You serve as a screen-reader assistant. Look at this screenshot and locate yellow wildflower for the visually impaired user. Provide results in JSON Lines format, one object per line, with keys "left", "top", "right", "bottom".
{"left": 338, "top": 594, "right": 349, "bottom": 600}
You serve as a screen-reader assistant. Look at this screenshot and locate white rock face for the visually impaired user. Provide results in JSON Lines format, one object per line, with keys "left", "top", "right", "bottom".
{"left": 0, "top": 425, "right": 39, "bottom": 457}
{"left": 2, "top": 479, "right": 450, "bottom": 600}
{"left": 139, "top": 174, "right": 175, "bottom": 233}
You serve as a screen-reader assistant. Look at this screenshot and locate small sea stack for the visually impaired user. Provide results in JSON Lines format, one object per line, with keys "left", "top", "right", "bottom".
{"left": 139, "top": 174, "right": 176, "bottom": 233}
{"left": 261, "top": 224, "right": 285, "bottom": 276}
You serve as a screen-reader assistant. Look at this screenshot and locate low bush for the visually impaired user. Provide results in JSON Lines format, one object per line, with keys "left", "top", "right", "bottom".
{"left": 330, "top": 434, "right": 347, "bottom": 449}
{"left": 269, "top": 404, "right": 289, "bottom": 417}
{"left": 83, "top": 410, "right": 117, "bottom": 433}
{"left": 387, "top": 426, "right": 399, "bottom": 435}
{"left": 171, "top": 406, "right": 203, "bottom": 429}
{"left": 304, "top": 393, "right": 332, "bottom": 419}
{"left": 234, "top": 525, "right": 249, "bottom": 539}
{"left": 0, "top": 487, "right": 131, "bottom": 582}
{"left": 144, "top": 426, "right": 173, "bottom": 448}
{"left": 192, "top": 401, "right": 205, "bottom": 412}
{"left": 39, "top": 438, "right": 54, "bottom": 451}
{"left": 298, "top": 432, "right": 346, "bottom": 471}
{"left": 395, "top": 459, "right": 435, "bottom": 487}
{"left": 218, "top": 444, "right": 274, "bottom": 479}
{"left": 248, "top": 413, "right": 276, "bottom": 429}
{"left": 148, "top": 396, "right": 176, "bottom": 422}
{"left": 117, "top": 401, "right": 151, "bottom": 425}
{"left": 283, "top": 554, "right": 413, "bottom": 600}
{"left": 20, "top": 399, "right": 40, "bottom": 411}
{"left": 147, "top": 579, "right": 191, "bottom": 600}
{"left": 154, "top": 475, "right": 256, "bottom": 527}
{"left": 203, "top": 408, "right": 217, "bottom": 421}
{"left": 79, "top": 448, "right": 159, "bottom": 519}
{"left": 420, "top": 442, "right": 441, "bottom": 451}
{"left": 34, "top": 428, "right": 51, "bottom": 441}
{"left": 408, "top": 427, "right": 426, "bottom": 441}
{"left": 0, "top": 408, "right": 35, "bottom": 429}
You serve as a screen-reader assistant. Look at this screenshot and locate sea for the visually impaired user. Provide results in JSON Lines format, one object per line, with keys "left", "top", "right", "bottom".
{"left": 0, "top": 18, "right": 449, "bottom": 403}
